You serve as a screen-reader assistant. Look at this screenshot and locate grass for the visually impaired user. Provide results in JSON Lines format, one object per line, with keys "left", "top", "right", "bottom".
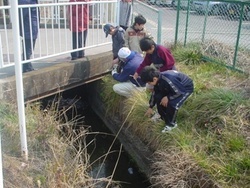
{"left": 0, "top": 100, "right": 118, "bottom": 187}
{"left": 100, "top": 42, "right": 250, "bottom": 187}
{"left": 1, "top": 41, "right": 249, "bottom": 187}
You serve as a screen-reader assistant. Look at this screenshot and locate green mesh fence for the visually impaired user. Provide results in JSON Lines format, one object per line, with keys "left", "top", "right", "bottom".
{"left": 133, "top": 0, "right": 250, "bottom": 73}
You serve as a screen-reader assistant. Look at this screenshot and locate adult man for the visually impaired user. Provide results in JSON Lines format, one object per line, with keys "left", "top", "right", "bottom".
{"left": 111, "top": 47, "right": 145, "bottom": 98}
{"left": 18, "top": 0, "right": 39, "bottom": 73}
{"left": 140, "top": 66, "right": 194, "bottom": 133}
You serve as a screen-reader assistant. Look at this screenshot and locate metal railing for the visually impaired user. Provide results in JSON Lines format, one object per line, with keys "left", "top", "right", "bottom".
{"left": 0, "top": 0, "right": 118, "bottom": 68}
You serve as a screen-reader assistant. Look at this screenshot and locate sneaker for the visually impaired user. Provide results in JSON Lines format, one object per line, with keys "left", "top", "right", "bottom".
{"left": 150, "top": 113, "right": 161, "bottom": 123}
{"left": 162, "top": 123, "right": 177, "bottom": 133}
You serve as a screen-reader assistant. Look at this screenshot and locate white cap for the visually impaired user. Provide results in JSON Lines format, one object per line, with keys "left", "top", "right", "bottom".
{"left": 118, "top": 47, "right": 131, "bottom": 59}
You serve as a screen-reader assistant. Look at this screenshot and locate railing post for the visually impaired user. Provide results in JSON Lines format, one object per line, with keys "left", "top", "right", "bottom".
{"left": 10, "top": 0, "right": 28, "bottom": 161}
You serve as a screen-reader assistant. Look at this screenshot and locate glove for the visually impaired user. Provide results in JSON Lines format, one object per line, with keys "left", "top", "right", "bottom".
{"left": 111, "top": 64, "right": 118, "bottom": 76}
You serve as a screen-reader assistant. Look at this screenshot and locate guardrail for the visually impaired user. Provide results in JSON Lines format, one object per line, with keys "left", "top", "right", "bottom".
{"left": 0, "top": 0, "right": 118, "bottom": 68}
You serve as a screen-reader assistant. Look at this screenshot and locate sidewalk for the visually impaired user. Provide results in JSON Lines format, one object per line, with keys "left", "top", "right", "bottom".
{"left": 0, "top": 44, "right": 112, "bottom": 80}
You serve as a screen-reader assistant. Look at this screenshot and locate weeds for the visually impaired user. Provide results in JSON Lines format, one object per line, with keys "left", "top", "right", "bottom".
{"left": 1, "top": 100, "right": 116, "bottom": 188}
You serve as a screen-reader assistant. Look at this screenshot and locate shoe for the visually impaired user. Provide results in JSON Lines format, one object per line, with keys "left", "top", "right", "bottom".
{"left": 71, "top": 57, "right": 78, "bottom": 60}
{"left": 150, "top": 112, "right": 161, "bottom": 123}
{"left": 23, "top": 68, "right": 35, "bottom": 73}
{"left": 162, "top": 123, "right": 177, "bottom": 133}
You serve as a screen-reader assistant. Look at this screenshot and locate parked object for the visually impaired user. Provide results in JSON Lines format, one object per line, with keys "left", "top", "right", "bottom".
{"left": 192, "top": 0, "right": 227, "bottom": 15}
{"left": 172, "top": 0, "right": 191, "bottom": 10}
{"left": 226, "top": 3, "right": 250, "bottom": 20}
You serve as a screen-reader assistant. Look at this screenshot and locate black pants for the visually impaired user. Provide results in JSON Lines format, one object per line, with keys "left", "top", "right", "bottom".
{"left": 22, "top": 38, "right": 36, "bottom": 72}
{"left": 157, "top": 102, "right": 177, "bottom": 125}
{"left": 71, "top": 30, "right": 87, "bottom": 58}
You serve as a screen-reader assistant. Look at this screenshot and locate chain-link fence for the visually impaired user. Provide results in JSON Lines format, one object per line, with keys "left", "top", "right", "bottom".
{"left": 134, "top": 0, "right": 250, "bottom": 73}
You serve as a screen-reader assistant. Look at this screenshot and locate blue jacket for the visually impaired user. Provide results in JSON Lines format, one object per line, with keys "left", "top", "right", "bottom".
{"left": 18, "top": 0, "right": 39, "bottom": 39}
{"left": 112, "top": 52, "right": 145, "bottom": 87}
{"left": 150, "top": 70, "right": 194, "bottom": 109}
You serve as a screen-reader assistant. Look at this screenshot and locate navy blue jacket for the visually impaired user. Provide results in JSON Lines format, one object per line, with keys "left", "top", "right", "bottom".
{"left": 112, "top": 26, "right": 125, "bottom": 59}
{"left": 112, "top": 52, "right": 145, "bottom": 87}
{"left": 150, "top": 70, "right": 194, "bottom": 108}
{"left": 18, "top": 0, "right": 39, "bottom": 40}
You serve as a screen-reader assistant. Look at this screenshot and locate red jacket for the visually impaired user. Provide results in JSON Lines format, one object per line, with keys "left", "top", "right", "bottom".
{"left": 68, "top": 0, "right": 90, "bottom": 32}
{"left": 136, "top": 45, "right": 175, "bottom": 74}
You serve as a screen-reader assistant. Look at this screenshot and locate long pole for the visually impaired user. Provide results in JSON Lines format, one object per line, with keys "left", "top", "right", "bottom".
{"left": 10, "top": 1, "right": 28, "bottom": 161}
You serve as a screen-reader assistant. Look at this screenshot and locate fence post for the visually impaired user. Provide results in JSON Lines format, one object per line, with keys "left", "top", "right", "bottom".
{"left": 0, "top": 131, "right": 3, "bottom": 188}
{"left": 184, "top": 0, "right": 191, "bottom": 46}
{"left": 233, "top": 2, "right": 244, "bottom": 69}
{"left": 0, "top": 35, "right": 3, "bottom": 68}
{"left": 10, "top": 1, "right": 28, "bottom": 161}
{"left": 174, "top": 0, "right": 181, "bottom": 45}
{"left": 157, "top": 10, "right": 162, "bottom": 44}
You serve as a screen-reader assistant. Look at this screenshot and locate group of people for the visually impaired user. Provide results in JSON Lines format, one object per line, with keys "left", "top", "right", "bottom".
{"left": 18, "top": 0, "right": 91, "bottom": 72}
{"left": 104, "top": 11, "right": 194, "bottom": 133}
{"left": 19, "top": 0, "right": 194, "bottom": 133}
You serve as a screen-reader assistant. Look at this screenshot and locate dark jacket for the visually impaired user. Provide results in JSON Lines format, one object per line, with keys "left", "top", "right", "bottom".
{"left": 136, "top": 45, "right": 175, "bottom": 74}
{"left": 149, "top": 70, "right": 194, "bottom": 109}
{"left": 112, "top": 51, "right": 145, "bottom": 87}
{"left": 112, "top": 26, "right": 125, "bottom": 59}
{"left": 18, "top": 0, "right": 39, "bottom": 40}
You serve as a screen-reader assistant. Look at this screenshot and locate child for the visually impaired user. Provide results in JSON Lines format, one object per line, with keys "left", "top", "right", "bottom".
{"left": 124, "top": 14, "right": 152, "bottom": 54}
{"left": 140, "top": 66, "right": 194, "bottom": 133}
{"left": 133, "top": 37, "right": 176, "bottom": 79}
{"left": 67, "top": 0, "right": 91, "bottom": 60}
{"left": 103, "top": 23, "right": 125, "bottom": 64}
{"left": 111, "top": 47, "right": 145, "bottom": 98}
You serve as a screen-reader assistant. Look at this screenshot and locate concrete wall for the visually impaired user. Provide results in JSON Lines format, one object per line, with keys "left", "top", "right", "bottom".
{"left": 0, "top": 51, "right": 113, "bottom": 102}
{"left": 88, "top": 80, "right": 154, "bottom": 178}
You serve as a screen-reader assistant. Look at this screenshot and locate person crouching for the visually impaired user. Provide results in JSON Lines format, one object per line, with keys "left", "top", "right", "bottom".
{"left": 111, "top": 47, "right": 145, "bottom": 98}
{"left": 140, "top": 66, "right": 194, "bottom": 133}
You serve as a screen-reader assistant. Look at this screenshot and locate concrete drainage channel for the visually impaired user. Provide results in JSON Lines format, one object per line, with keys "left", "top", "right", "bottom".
{"left": 41, "top": 83, "right": 152, "bottom": 187}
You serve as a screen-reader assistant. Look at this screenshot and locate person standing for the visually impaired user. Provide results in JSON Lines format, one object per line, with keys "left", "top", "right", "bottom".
{"left": 103, "top": 23, "right": 125, "bottom": 64}
{"left": 68, "top": 0, "right": 91, "bottom": 60}
{"left": 140, "top": 66, "right": 194, "bottom": 133}
{"left": 18, "top": 0, "right": 39, "bottom": 73}
{"left": 124, "top": 14, "right": 152, "bottom": 55}
{"left": 119, "top": 0, "right": 132, "bottom": 31}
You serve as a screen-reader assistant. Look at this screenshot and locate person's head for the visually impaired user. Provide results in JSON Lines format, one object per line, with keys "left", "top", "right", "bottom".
{"left": 140, "top": 66, "right": 160, "bottom": 85}
{"left": 103, "top": 24, "right": 115, "bottom": 37}
{"left": 118, "top": 47, "right": 131, "bottom": 62}
{"left": 139, "top": 37, "right": 156, "bottom": 54}
{"left": 133, "top": 14, "right": 146, "bottom": 31}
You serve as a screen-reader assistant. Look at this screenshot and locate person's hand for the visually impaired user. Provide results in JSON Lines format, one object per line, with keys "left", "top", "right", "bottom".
{"left": 133, "top": 72, "right": 139, "bottom": 80}
{"left": 160, "top": 96, "right": 169, "bottom": 107}
{"left": 145, "top": 108, "right": 153, "bottom": 117}
{"left": 111, "top": 64, "right": 118, "bottom": 75}
{"left": 113, "top": 58, "right": 119, "bottom": 65}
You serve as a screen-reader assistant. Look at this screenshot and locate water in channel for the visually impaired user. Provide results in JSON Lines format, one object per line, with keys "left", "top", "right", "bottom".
{"left": 42, "top": 85, "right": 151, "bottom": 188}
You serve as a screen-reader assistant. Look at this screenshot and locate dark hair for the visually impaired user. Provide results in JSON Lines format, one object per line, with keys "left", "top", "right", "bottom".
{"left": 134, "top": 14, "right": 146, "bottom": 25}
{"left": 140, "top": 66, "right": 160, "bottom": 83}
{"left": 139, "top": 37, "right": 156, "bottom": 51}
